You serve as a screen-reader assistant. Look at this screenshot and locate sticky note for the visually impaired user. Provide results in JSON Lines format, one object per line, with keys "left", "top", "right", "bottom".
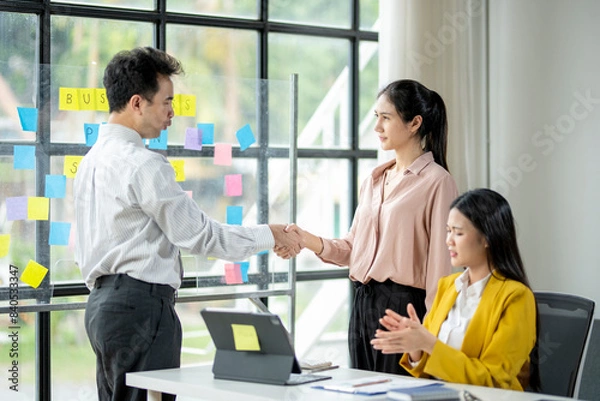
{"left": 20, "top": 260, "right": 48, "bottom": 288}
{"left": 172, "top": 95, "right": 181, "bottom": 116}
{"left": 224, "top": 174, "right": 242, "bottom": 196}
{"left": 236, "top": 124, "right": 256, "bottom": 151}
{"left": 185, "top": 190, "right": 193, "bottom": 198}
{"left": 149, "top": 130, "right": 168, "bottom": 150}
{"left": 45, "top": 174, "right": 67, "bottom": 198}
{"left": 178, "top": 94, "right": 196, "bottom": 117}
{"left": 28, "top": 197, "right": 49, "bottom": 220}
{"left": 79, "top": 88, "right": 96, "bottom": 110}
{"left": 214, "top": 143, "right": 232, "bottom": 166}
{"left": 170, "top": 160, "right": 185, "bottom": 182}
{"left": 49, "top": 222, "right": 71, "bottom": 246}
{"left": 14, "top": 145, "right": 36, "bottom": 170}
{"left": 224, "top": 263, "right": 243, "bottom": 285}
{"left": 184, "top": 127, "right": 202, "bottom": 150}
{"left": 17, "top": 107, "right": 38, "bottom": 132}
{"left": 95, "top": 89, "right": 109, "bottom": 112}
{"left": 198, "top": 123, "right": 214, "bottom": 144}
{"left": 64, "top": 155, "right": 84, "bottom": 178}
{"left": 226, "top": 206, "right": 243, "bottom": 225}
{"left": 231, "top": 324, "right": 260, "bottom": 351}
{"left": 84, "top": 123, "right": 100, "bottom": 146}
{"left": 0, "top": 234, "right": 10, "bottom": 257}
{"left": 6, "top": 197, "right": 28, "bottom": 221}
{"left": 256, "top": 249, "right": 269, "bottom": 255}
{"left": 239, "top": 261, "right": 250, "bottom": 283}
{"left": 59, "top": 87, "right": 80, "bottom": 110}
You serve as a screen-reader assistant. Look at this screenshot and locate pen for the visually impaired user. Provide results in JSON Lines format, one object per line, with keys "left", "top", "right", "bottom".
{"left": 352, "top": 378, "right": 392, "bottom": 388}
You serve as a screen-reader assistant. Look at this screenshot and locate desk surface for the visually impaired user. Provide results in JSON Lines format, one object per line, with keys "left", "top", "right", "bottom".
{"left": 126, "top": 364, "right": 576, "bottom": 401}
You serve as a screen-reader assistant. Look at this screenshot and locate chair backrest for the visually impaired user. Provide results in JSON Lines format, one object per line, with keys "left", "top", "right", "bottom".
{"left": 577, "top": 319, "right": 600, "bottom": 401}
{"left": 529, "top": 292, "right": 595, "bottom": 397}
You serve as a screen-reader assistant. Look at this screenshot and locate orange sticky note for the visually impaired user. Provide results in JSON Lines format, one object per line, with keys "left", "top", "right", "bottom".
{"left": 27, "top": 197, "right": 49, "bottom": 220}
{"left": 95, "top": 88, "right": 109, "bottom": 112}
{"left": 170, "top": 160, "right": 185, "bottom": 182}
{"left": 64, "top": 155, "right": 84, "bottom": 178}
{"left": 59, "top": 87, "right": 80, "bottom": 111}
{"left": 178, "top": 94, "right": 196, "bottom": 117}
{"left": 231, "top": 324, "right": 261, "bottom": 351}
{"left": 214, "top": 143, "right": 232, "bottom": 166}
{"left": 20, "top": 260, "right": 48, "bottom": 288}
{"left": 224, "top": 174, "right": 242, "bottom": 196}
{"left": 0, "top": 234, "right": 10, "bottom": 257}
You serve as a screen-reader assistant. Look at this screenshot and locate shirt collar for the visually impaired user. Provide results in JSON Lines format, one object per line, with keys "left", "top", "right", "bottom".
{"left": 372, "top": 151, "right": 435, "bottom": 180}
{"left": 454, "top": 268, "right": 493, "bottom": 297}
{"left": 99, "top": 123, "right": 145, "bottom": 147}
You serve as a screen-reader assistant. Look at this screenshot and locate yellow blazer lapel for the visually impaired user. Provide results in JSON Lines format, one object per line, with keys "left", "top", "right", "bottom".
{"left": 428, "top": 280, "right": 459, "bottom": 336}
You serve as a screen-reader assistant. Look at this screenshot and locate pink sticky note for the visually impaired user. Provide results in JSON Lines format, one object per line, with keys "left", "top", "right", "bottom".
{"left": 224, "top": 263, "right": 243, "bottom": 284}
{"left": 224, "top": 174, "right": 242, "bottom": 197}
{"left": 214, "top": 143, "right": 232, "bottom": 166}
{"left": 185, "top": 190, "right": 193, "bottom": 198}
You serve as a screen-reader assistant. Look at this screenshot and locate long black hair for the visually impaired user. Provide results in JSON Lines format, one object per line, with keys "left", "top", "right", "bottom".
{"left": 450, "top": 188, "right": 530, "bottom": 287}
{"left": 378, "top": 79, "right": 449, "bottom": 171}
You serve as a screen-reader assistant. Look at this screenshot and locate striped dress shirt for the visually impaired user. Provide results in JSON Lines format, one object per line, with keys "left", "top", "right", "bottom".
{"left": 74, "top": 124, "right": 274, "bottom": 290}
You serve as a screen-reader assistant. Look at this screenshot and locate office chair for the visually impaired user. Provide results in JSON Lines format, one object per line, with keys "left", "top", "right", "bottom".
{"left": 528, "top": 292, "right": 595, "bottom": 397}
{"left": 577, "top": 319, "right": 600, "bottom": 401}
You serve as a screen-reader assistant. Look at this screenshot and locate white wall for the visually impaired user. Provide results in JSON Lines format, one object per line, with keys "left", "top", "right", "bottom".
{"left": 489, "top": 0, "right": 600, "bottom": 313}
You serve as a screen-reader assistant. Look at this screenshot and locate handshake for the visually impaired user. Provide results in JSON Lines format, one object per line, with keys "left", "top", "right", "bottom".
{"left": 269, "top": 223, "right": 323, "bottom": 259}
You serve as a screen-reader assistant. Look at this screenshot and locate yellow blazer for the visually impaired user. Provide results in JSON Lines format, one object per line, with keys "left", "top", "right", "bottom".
{"left": 400, "top": 271, "right": 536, "bottom": 390}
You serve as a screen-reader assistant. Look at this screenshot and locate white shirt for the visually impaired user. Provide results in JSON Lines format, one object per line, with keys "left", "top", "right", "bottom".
{"left": 437, "top": 268, "right": 492, "bottom": 350}
{"left": 74, "top": 124, "right": 274, "bottom": 290}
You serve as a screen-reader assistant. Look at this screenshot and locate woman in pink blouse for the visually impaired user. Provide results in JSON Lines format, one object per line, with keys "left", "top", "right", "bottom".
{"left": 280, "top": 79, "right": 457, "bottom": 374}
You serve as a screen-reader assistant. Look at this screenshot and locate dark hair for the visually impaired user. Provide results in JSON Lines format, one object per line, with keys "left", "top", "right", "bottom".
{"left": 103, "top": 46, "right": 184, "bottom": 113}
{"left": 378, "top": 79, "right": 449, "bottom": 170}
{"left": 450, "top": 188, "right": 530, "bottom": 288}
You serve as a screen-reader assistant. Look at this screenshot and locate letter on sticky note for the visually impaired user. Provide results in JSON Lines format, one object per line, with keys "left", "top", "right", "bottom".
{"left": 79, "top": 89, "right": 96, "bottom": 111}
{"left": 227, "top": 206, "right": 243, "bottom": 225}
{"left": 224, "top": 174, "right": 242, "bottom": 196}
{"left": 49, "top": 222, "right": 71, "bottom": 246}
{"left": 214, "top": 143, "right": 232, "bottom": 166}
{"left": 17, "top": 107, "right": 38, "bottom": 132}
{"left": 149, "top": 130, "right": 168, "bottom": 150}
{"left": 178, "top": 94, "right": 196, "bottom": 117}
{"left": 170, "top": 160, "right": 185, "bottom": 182}
{"left": 14, "top": 145, "right": 36, "bottom": 170}
{"left": 20, "top": 260, "right": 48, "bottom": 288}
{"left": 236, "top": 124, "right": 256, "bottom": 151}
{"left": 231, "top": 324, "right": 261, "bottom": 351}
{"left": 84, "top": 123, "right": 100, "bottom": 146}
{"left": 0, "top": 234, "right": 10, "bottom": 257}
{"left": 45, "top": 174, "right": 67, "bottom": 198}
{"left": 184, "top": 127, "right": 202, "bottom": 150}
{"left": 59, "top": 87, "right": 80, "bottom": 110}
{"left": 6, "top": 197, "right": 28, "bottom": 221}
{"left": 224, "top": 263, "right": 243, "bottom": 285}
{"left": 198, "top": 123, "right": 214, "bottom": 144}
{"left": 28, "top": 197, "right": 50, "bottom": 220}
{"left": 95, "top": 89, "right": 109, "bottom": 112}
{"left": 64, "top": 156, "right": 84, "bottom": 178}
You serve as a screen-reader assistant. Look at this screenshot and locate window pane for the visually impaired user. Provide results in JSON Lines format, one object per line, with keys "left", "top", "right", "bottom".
{"left": 54, "top": 0, "right": 153, "bottom": 11}
{"left": 359, "top": 41, "right": 379, "bottom": 150}
{"left": 295, "top": 158, "right": 351, "bottom": 272}
{"left": 50, "top": 16, "right": 153, "bottom": 143}
{"left": 167, "top": 0, "right": 258, "bottom": 19}
{"left": 269, "top": 0, "right": 351, "bottom": 29}
{"left": 0, "top": 12, "right": 38, "bottom": 142}
{"left": 269, "top": 34, "right": 350, "bottom": 149}
{"left": 360, "top": 0, "right": 380, "bottom": 31}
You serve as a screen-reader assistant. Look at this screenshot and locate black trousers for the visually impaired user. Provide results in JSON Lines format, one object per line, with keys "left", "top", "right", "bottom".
{"left": 85, "top": 274, "right": 182, "bottom": 401}
{"left": 349, "top": 279, "right": 426, "bottom": 375}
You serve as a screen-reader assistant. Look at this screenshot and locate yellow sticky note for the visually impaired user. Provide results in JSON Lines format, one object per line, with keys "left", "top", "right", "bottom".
{"left": 95, "top": 88, "right": 109, "bottom": 112}
{"left": 28, "top": 197, "right": 49, "bottom": 220}
{"left": 178, "top": 94, "right": 196, "bottom": 117}
{"left": 20, "top": 260, "right": 48, "bottom": 288}
{"left": 0, "top": 234, "right": 10, "bottom": 257}
{"left": 64, "top": 155, "right": 84, "bottom": 178}
{"left": 170, "top": 160, "right": 185, "bottom": 182}
{"left": 78, "top": 88, "right": 96, "bottom": 111}
{"left": 59, "top": 87, "right": 80, "bottom": 111}
{"left": 231, "top": 324, "right": 261, "bottom": 351}
{"left": 171, "top": 94, "right": 181, "bottom": 116}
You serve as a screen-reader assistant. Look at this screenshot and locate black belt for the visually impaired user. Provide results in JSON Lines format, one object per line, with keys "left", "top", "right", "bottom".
{"left": 94, "top": 274, "right": 175, "bottom": 300}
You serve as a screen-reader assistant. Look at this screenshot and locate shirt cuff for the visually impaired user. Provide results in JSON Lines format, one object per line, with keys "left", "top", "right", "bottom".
{"left": 254, "top": 225, "right": 275, "bottom": 251}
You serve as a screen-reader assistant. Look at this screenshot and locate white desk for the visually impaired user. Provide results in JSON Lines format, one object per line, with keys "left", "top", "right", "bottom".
{"left": 127, "top": 364, "right": 578, "bottom": 401}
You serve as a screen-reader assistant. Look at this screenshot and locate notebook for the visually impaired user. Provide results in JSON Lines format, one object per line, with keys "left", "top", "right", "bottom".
{"left": 386, "top": 383, "right": 460, "bottom": 400}
{"left": 200, "top": 307, "right": 332, "bottom": 386}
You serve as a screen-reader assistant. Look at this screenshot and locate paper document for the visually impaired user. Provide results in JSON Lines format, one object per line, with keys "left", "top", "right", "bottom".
{"left": 313, "top": 375, "right": 436, "bottom": 395}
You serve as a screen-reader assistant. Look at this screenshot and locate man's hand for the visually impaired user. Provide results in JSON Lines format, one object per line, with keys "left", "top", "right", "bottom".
{"left": 269, "top": 224, "right": 304, "bottom": 259}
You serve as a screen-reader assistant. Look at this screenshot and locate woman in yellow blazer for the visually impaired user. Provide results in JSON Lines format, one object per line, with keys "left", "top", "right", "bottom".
{"left": 371, "top": 188, "right": 537, "bottom": 390}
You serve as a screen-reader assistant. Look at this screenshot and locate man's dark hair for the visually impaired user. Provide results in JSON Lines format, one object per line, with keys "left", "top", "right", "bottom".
{"left": 103, "top": 46, "right": 183, "bottom": 113}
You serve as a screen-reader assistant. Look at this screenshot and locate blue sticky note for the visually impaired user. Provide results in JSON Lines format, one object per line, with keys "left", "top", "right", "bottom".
{"left": 45, "top": 175, "right": 67, "bottom": 198}
{"left": 84, "top": 123, "right": 100, "bottom": 146}
{"left": 238, "top": 261, "right": 250, "bottom": 283}
{"left": 49, "top": 222, "right": 71, "bottom": 246}
{"left": 13, "top": 145, "right": 36, "bottom": 170}
{"left": 226, "top": 206, "right": 243, "bottom": 225}
{"left": 236, "top": 124, "right": 256, "bottom": 151}
{"left": 256, "top": 249, "right": 269, "bottom": 255}
{"left": 149, "top": 130, "right": 168, "bottom": 150}
{"left": 6, "top": 197, "right": 28, "bottom": 221}
{"left": 198, "top": 123, "right": 214, "bottom": 145}
{"left": 17, "top": 107, "right": 38, "bottom": 132}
